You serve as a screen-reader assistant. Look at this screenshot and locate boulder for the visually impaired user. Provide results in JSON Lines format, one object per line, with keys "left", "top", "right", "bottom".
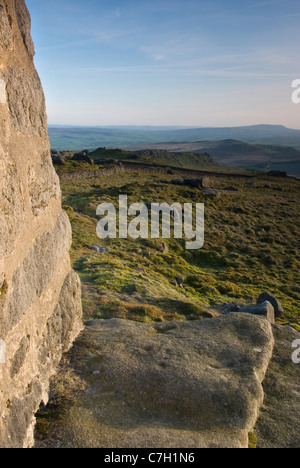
{"left": 224, "top": 186, "right": 239, "bottom": 192}
{"left": 91, "top": 245, "right": 110, "bottom": 254}
{"left": 254, "top": 324, "right": 300, "bottom": 448}
{"left": 257, "top": 292, "right": 284, "bottom": 318}
{"left": 238, "top": 301, "right": 275, "bottom": 324}
{"left": 183, "top": 177, "right": 210, "bottom": 189}
{"left": 267, "top": 171, "right": 287, "bottom": 178}
{"left": 176, "top": 274, "right": 184, "bottom": 286}
{"left": 171, "top": 178, "right": 184, "bottom": 186}
{"left": 72, "top": 151, "right": 93, "bottom": 165}
{"left": 51, "top": 152, "right": 67, "bottom": 165}
{"left": 160, "top": 243, "right": 169, "bottom": 254}
{"left": 203, "top": 189, "right": 221, "bottom": 199}
{"left": 220, "top": 303, "right": 241, "bottom": 314}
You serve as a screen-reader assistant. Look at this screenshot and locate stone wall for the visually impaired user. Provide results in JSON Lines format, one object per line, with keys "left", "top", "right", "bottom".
{"left": 0, "top": 0, "right": 82, "bottom": 447}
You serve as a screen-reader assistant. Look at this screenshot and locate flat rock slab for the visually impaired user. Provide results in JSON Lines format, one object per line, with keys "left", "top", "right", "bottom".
{"left": 49, "top": 314, "right": 275, "bottom": 448}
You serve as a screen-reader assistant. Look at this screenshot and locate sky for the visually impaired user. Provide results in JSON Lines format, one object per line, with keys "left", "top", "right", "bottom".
{"left": 26, "top": 0, "right": 300, "bottom": 128}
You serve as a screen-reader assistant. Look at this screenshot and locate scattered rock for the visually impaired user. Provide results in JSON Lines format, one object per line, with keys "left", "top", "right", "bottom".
{"left": 257, "top": 292, "right": 284, "bottom": 318}
{"left": 132, "top": 267, "right": 145, "bottom": 274}
{"left": 244, "top": 182, "right": 256, "bottom": 189}
{"left": 171, "top": 178, "right": 185, "bottom": 186}
{"left": 224, "top": 186, "right": 239, "bottom": 192}
{"left": 51, "top": 152, "right": 67, "bottom": 165}
{"left": 166, "top": 177, "right": 210, "bottom": 190}
{"left": 220, "top": 303, "right": 241, "bottom": 314}
{"left": 169, "top": 281, "right": 178, "bottom": 287}
{"left": 91, "top": 245, "right": 110, "bottom": 254}
{"left": 219, "top": 300, "right": 275, "bottom": 324}
{"left": 267, "top": 171, "right": 287, "bottom": 178}
{"left": 72, "top": 151, "right": 93, "bottom": 165}
{"left": 176, "top": 275, "right": 184, "bottom": 286}
{"left": 239, "top": 301, "right": 275, "bottom": 324}
{"left": 183, "top": 177, "right": 210, "bottom": 189}
{"left": 202, "top": 189, "right": 221, "bottom": 199}
{"left": 96, "top": 158, "right": 123, "bottom": 166}
{"left": 155, "top": 179, "right": 169, "bottom": 184}
{"left": 160, "top": 243, "right": 169, "bottom": 254}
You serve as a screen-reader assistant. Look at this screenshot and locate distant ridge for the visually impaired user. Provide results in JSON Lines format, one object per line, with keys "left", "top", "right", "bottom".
{"left": 124, "top": 139, "right": 300, "bottom": 177}
{"left": 49, "top": 124, "right": 300, "bottom": 152}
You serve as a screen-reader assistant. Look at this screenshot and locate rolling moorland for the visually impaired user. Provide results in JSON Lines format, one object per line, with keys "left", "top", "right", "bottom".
{"left": 49, "top": 124, "right": 300, "bottom": 151}
{"left": 34, "top": 149, "right": 300, "bottom": 448}
{"left": 49, "top": 125, "right": 300, "bottom": 177}
{"left": 54, "top": 153, "right": 300, "bottom": 325}
{"left": 124, "top": 140, "right": 300, "bottom": 176}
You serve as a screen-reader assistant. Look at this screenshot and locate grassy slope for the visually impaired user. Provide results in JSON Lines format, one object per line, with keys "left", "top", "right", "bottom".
{"left": 122, "top": 141, "right": 300, "bottom": 176}
{"left": 57, "top": 162, "right": 300, "bottom": 327}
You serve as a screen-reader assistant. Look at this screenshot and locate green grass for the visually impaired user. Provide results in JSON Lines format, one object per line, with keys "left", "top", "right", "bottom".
{"left": 57, "top": 164, "right": 300, "bottom": 324}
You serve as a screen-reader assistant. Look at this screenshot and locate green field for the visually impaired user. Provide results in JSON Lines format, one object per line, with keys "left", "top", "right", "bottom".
{"left": 56, "top": 161, "right": 300, "bottom": 327}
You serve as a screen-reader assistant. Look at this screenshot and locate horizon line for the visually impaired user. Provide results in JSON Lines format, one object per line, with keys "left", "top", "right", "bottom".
{"left": 48, "top": 123, "right": 300, "bottom": 131}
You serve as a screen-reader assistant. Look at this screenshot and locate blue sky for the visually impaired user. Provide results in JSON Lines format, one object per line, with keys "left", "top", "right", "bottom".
{"left": 27, "top": 0, "right": 300, "bottom": 128}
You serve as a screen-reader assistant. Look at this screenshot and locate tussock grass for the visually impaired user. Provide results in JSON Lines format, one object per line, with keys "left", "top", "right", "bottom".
{"left": 57, "top": 165, "right": 300, "bottom": 323}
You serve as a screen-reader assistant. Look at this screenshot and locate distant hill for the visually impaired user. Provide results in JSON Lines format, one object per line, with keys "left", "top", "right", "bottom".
{"left": 124, "top": 140, "right": 300, "bottom": 177}
{"left": 89, "top": 147, "right": 219, "bottom": 171}
{"left": 49, "top": 124, "right": 300, "bottom": 152}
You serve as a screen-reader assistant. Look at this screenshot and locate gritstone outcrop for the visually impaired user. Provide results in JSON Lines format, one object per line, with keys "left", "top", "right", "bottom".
{"left": 0, "top": 0, "right": 82, "bottom": 448}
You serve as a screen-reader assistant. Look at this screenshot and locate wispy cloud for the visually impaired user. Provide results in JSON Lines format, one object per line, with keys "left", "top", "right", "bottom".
{"left": 28, "top": 0, "right": 300, "bottom": 128}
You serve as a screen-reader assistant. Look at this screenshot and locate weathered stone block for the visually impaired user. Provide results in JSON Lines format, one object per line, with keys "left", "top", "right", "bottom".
{"left": 0, "top": 0, "right": 82, "bottom": 449}
{"left": 10, "top": 335, "right": 30, "bottom": 378}
{"left": 3, "top": 211, "right": 72, "bottom": 334}
{"left": 0, "top": 149, "right": 23, "bottom": 259}
{"left": 39, "top": 270, "right": 82, "bottom": 366}
{"left": 239, "top": 301, "right": 275, "bottom": 324}
{"left": 15, "top": 0, "right": 35, "bottom": 57}
{"left": 257, "top": 292, "right": 284, "bottom": 318}
{"left": 1, "top": 68, "right": 47, "bottom": 136}
{"left": 28, "top": 151, "right": 61, "bottom": 216}
{"left": 0, "top": 3, "right": 13, "bottom": 52}
{"left": 51, "top": 314, "right": 274, "bottom": 448}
